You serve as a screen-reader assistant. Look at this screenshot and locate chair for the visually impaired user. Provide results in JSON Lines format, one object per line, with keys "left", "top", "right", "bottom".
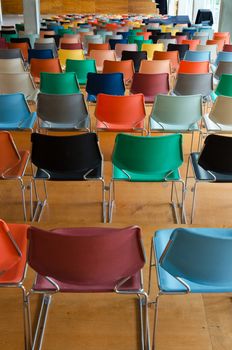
{"left": 128, "top": 35, "right": 144, "bottom": 44}
{"left": 0, "top": 219, "right": 30, "bottom": 349}
{"left": 223, "top": 44, "right": 232, "bottom": 52}
{"left": 207, "top": 39, "right": 224, "bottom": 52}
{"left": 173, "top": 73, "right": 213, "bottom": 99}
{"left": 11, "top": 37, "right": 31, "bottom": 49}
{"left": 167, "top": 43, "right": 189, "bottom": 60}
{"left": 30, "top": 132, "right": 106, "bottom": 222}
{"left": 139, "top": 59, "right": 172, "bottom": 76}
{"left": 87, "top": 42, "right": 110, "bottom": 55}
{"left": 130, "top": 73, "right": 170, "bottom": 103}
{"left": 215, "top": 51, "right": 232, "bottom": 66}
{"left": 105, "top": 34, "right": 123, "bottom": 43}
{"left": 157, "top": 38, "right": 177, "bottom": 51}
{"left": 109, "top": 133, "right": 185, "bottom": 223}
{"left": 0, "top": 48, "right": 23, "bottom": 60}
{"left": 1, "top": 33, "right": 18, "bottom": 43}
{"left": 174, "top": 34, "right": 188, "bottom": 44}
{"left": 66, "top": 58, "right": 97, "bottom": 85}
{"left": 115, "top": 43, "right": 137, "bottom": 60}
{"left": 149, "top": 226, "right": 232, "bottom": 349}
{"left": 58, "top": 49, "right": 85, "bottom": 68}
{"left": 89, "top": 49, "right": 116, "bottom": 72}
{"left": 30, "top": 58, "right": 62, "bottom": 83}
{"left": 60, "top": 34, "right": 80, "bottom": 45}
{"left": 214, "top": 61, "right": 232, "bottom": 80}
{"left": 37, "top": 93, "right": 90, "bottom": 131}
{"left": 95, "top": 93, "right": 146, "bottom": 133}
{"left": 108, "top": 38, "right": 128, "bottom": 50}
{"left": 0, "top": 93, "right": 36, "bottom": 130}
{"left": 34, "top": 42, "right": 58, "bottom": 58}
{"left": 178, "top": 60, "right": 209, "bottom": 74}
{"left": 182, "top": 28, "right": 198, "bottom": 39}
{"left": 181, "top": 39, "right": 201, "bottom": 51}
{"left": 184, "top": 50, "right": 211, "bottom": 62}
{"left": 27, "top": 225, "right": 149, "bottom": 350}
{"left": 0, "top": 131, "right": 30, "bottom": 220}
{"left": 28, "top": 49, "right": 54, "bottom": 63}
{"left": 60, "top": 42, "right": 83, "bottom": 50}
{"left": 213, "top": 74, "right": 232, "bottom": 100}
{"left": 213, "top": 32, "right": 230, "bottom": 44}
{"left": 0, "top": 58, "right": 25, "bottom": 73}
{"left": 8, "top": 42, "right": 29, "bottom": 61}
{"left": 0, "top": 37, "right": 8, "bottom": 48}
{"left": 153, "top": 51, "right": 180, "bottom": 73}
{"left": 203, "top": 95, "right": 232, "bottom": 133}
{"left": 137, "top": 31, "right": 152, "bottom": 40}
{"left": 84, "top": 35, "right": 104, "bottom": 51}
{"left": 141, "top": 43, "right": 164, "bottom": 60}
{"left": 0, "top": 73, "right": 38, "bottom": 102}
{"left": 86, "top": 72, "right": 125, "bottom": 102}
{"left": 196, "top": 44, "right": 217, "bottom": 62}
{"left": 40, "top": 72, "right": 80, "bottom": 94}
{"left": 187, "top": 134, "right": 232, "bottom": 223}
{"left": 44, "top": 34, "right": 61, "bottom": 48}
{"left": 102, "top": 59, "right": 134, "bottom": 83}
{"left": 121, "top": 51, "right": 147, "bottom": 72}
{"left": 192, "top": 34, "right": 208, "bottom": 45}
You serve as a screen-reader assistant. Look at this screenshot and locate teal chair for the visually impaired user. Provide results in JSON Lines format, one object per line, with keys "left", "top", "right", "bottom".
{"left": 128, "top": 35, "right": 144, "bottom": 44}
{"left": 134, "top": 39, "right": 153, "bottom": 51}
{"left": 40, "top": 72, "right": 80, "bottom": 94}
{"left": 109, "top": 133, "right": 185, "bottom": 223}
{"left": 211, "top": 73, "right": 232, "bottom": 101}
{"left": 149, "top": 226, "right": 232, "bottom": 349}
{"left": 66, "top": 59, "right": 97, "bottom": 85}
{"left": 1, "top": 33, "right": 18, "bottom": 43}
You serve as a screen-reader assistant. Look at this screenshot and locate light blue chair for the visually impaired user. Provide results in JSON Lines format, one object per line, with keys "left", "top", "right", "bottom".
{"left": 182, "top": 27, "right": 197, "bottom": 39}
{"left": 0, "top": 93, "right": 37, "bottom": 130}
{"left": 149, "top": 227, "right": 232, "bottom": 349}
{"left": 184, "top": 50, "right": 211, "bottom": 62}
{"left": 215, "top": 51, "right": 232, "bottom": 66}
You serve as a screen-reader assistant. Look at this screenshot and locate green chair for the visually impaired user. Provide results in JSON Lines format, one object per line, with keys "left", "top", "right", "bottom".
{"left": 109, "top": 133, "right": 185, "bottom": 223}
{"left": 129, "top": 29, "right": 143, "bottom": 35}
{"left": 40, "top": 72, "right": 80, "bottom": 94}
{"left": 66, "top": 59, "right": 97, "bottom": 85}
{"left": 134, "top": 39, "right": 153, "bottom": 51}
{"left": 58, "top": 28, "right": 74, "bottom": 37}
{"left": 211, "top": 74, "right": 232, "bottom": 101}
{"left": 128, "top": 35, "right": 144, "bottom": 44}
{"left": 1, "top": 33, "right": 18, "bottom": 43}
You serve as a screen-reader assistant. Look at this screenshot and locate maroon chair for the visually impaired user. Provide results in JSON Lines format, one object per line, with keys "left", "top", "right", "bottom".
{"left": 130, "top": 72, "right": 170, "bottom": 103}
{"left": 223, "top": 44, "right": 232, "bottom": 52}
{"left": 60, "top": 42, "right": 83, "bottom": 50}
{"left": 27, "top": 225, "right": 149, "bottom": 350}
{"left": 0, "top": 37, "right": 7, "bottom": 48}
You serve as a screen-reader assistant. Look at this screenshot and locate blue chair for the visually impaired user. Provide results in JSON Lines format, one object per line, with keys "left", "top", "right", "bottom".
{"left": 28, "top": 49, "right": 54, "bottom": 63}
{"left": 116, "top": 31, "right": 130, "bottom": 40}
{"left": 184, "top": 50, "right": 211, "bottom": 62}
{"left": 109, "top": 38, "right": 128, "bottom": 50}
{"left": 182, "top": 27, "right": 198, "bottom": 39}
{"left": 86, "top": 72, "right": 125, "bottom": 102}
{"left": 215, "top": 51, "right": 232, "bottom": 66}
{"left": 0, "top": 93, "right": 37, "bottom": 130}
{"left": 149, "top": 226, "right": 232, "bottom": 349}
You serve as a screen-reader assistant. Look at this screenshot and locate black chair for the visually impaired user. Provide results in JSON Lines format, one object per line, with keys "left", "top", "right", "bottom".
{"left": 149, "top": 33, "right": 172, "bottom": 43}
{"left": 148, "top": 29, "right": 162, "bottom": 35}
{"left": 121, "top": 50, "right": 147, "bottom": 72}
{"left": 109, "top": 38, "right": 128, "bottom": 50}
{"left": 10, "top": 37, "right": 32, "bottom": 49}
{"left": 0, "top": 29, "right": 17, "bottom": 35}
{"left": 30, "top": 132, "right": 106, "bottom": 222}
{"left": 187, "top": 134, "right": 232, "bottom": 223}
{"left": 167, "top": 43, "right": 190, "bottom": 60}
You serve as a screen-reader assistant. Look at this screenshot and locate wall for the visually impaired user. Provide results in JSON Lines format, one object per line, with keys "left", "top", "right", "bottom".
{"left": 219, "top": 0, "right": 232, "bottom": 35}
{"left": 2, "top": 0, "right": 156, "bottom": 14}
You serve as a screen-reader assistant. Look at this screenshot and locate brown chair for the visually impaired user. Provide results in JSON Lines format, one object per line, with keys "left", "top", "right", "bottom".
{"left": 30, "top": 58, "right": 62, "bottom": 83}
{"left": 103, "top": 59, "right": 134, "bottom": 83}
{"left": 88, "top": 43, "right": 110, "bottom": 55}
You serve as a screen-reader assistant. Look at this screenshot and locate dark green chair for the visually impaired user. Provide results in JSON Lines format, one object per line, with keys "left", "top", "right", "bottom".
{"left": 66, "top": 59, "right": 97, "bottom": 85}
{"left": 109, "top": 133, "right": 185, "bottom": 223}
{"left": 128, "top": 35, "right": 144, "bottom": 44}
{"left": 40, "top": 72, "right": 80, "bottom": 94}
{"left": 211, "top": 73, "right": 232, "bottom": 101}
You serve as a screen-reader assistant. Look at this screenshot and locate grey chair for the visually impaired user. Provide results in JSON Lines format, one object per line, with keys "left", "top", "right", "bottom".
{"left": 215, "top": 61, "right": 232, "bottom": 80}
{"left": 0, "top": 48, "right": 24, "bottom": 60}
{"left": 192, "top": 34, "right": 209, "bottom": 45}
{"left": 37, "top": 93, "right": 91, "bottom": 131}
{"left": 34, "top": 42, "right": 58, "bottom": 57}
{"left": 173, "top": 73, "right": 213, "bottom": 99}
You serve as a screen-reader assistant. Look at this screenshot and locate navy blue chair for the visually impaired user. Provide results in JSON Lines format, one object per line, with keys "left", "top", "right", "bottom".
{"left": 86, "top": 72, "right": 125, "bottom": 102}
{"left": 109, "top": 38, "right": 128, "bottom": 50}
{"left": 28, "top": 49, "right": 54, "bottom": 63}
{"left": 149, "top": 226, "right": 232, "bottom": 349}
{"left": 116, "top": 31, "right": 130, "bottom": 40}
{"left": 182, "top": 27, "right": 198, "bottom": 39}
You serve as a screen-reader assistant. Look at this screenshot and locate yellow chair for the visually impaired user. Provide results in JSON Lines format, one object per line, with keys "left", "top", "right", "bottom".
{"left": 141, "top": 43, "right": 164, "bottom": 60}
{"left": 58, "top": 49, "right": 85, "bottom": 69}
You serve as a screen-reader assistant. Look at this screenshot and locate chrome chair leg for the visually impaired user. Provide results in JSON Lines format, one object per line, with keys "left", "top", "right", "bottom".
{"left": 152, "top": 295, "right": 160, "bottom": 350}
{"left": 191, "top": 181, "right": 198, "bottom": 224}
{"left": 108, "top": 180, "right": 115, "bottom": 223}
{"left": 19, "top": 178, "right": 27, "bottom": 222}
{"left": 21, "top": 286, "right": 32, "bottom": 350}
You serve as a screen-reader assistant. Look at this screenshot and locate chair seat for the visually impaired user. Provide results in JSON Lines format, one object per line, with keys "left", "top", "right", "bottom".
{"left": 0, "top": 150, "right": 30, "bottom": 178}
{"left": 154, "top": 228, "right": 232, "bottom": 293}
{"left": 191, "top": 152, "right": 232, "bottom": 182}
{"left": 35, "top": 166, "right": 102, "bottom": 181}
{"left": 203, "top": 114, "right": 232, "bottom": 132}
{"left": 33, "top": 271, "right": 142, "bottom": 293}
{"left": 0, "top": 223, "right": 28, "bottom": 284}
{"left": 150, "top": 118, "right": 199, "bottom": 131}
{"left": 96, "top": 120, "right": 144, "bottom": 131}
{"left": 112, "top": 165, "right": 181, "bottom": 182}
{"left": 0, "top": 112, "right": 37, "bottom": 130}
{"left": 39, "top": 119, "right": 90, "bottom": 130}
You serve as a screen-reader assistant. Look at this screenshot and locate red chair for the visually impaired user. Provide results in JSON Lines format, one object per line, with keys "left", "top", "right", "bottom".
{"left": 0, "top": 219, "right": 30, "bottom": 348}
{"left": 0, "top": 37, "right": 8, "bottom": 48}
{"left": 130, "top": 72, "right": 170, "bottom": 103}
{"left": 181, "top": 39, "right": 201, "bottom": 51}
{"left": 178, "top": 60, "right": 210, "bottom": 74}
{"left": 223, "top": 44, "right": 232, "bottom": 52}
{"left": 27, "top": 225, "right": 149, "bottom": 350}
{"left": 213, "top": 32, "right": 230, "bottom": 45}
{"left": 60, "top": 42, "right": 83, "bottom": 50}
{"left": 95, "top": 93, "right": 146, "bottom": 133}
{"left": 102, "top": 59, "right": 134, "bottom": 83}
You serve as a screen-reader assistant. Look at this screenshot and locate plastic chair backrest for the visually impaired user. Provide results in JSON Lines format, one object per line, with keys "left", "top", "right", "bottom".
{"left": 102, "top": 59, "right": 134, "bottom": 83}
{"left": 30, "top": 58, "right": 62, "bottom": 82}
{"left": 174, "top": 35, "right": 188, "bottom": 44}
{"left": 215, "top": 51, "right": 232, "bottom": 66}
{"left": 215, "top": 61, "right": 232, "bottom": 80}
{"left": 109, "top": 38, "right": 128, "bottom": 50}
{"left": 223, "top": 44, "right": 232, "bottom": 52}
{"left": 196, "top": 44, "right": 217, "bottom": 62}
{"left": 28, "top": 225, "right": 145, "bottom": 285}
{"left": 178, "top": 60, "right": 209, "bottom": 74}
{"left": 215, "top": 74, "right": 232, "bottom": 97}
{"left": 0, "top": 93, "right": 31, "bottom": 124}
{"left": 8, "top": 42, "right": 29, "bottom": 61}
{"left": 112, "top": 133, "right": 183, "bottom": 177}
{"left": 151, "top": 94, "right": 202, "bottom": 127}
{"left": 208, "top": 95, "right": 232, "bottom": 126}
{"left": 0, "top": 131, "right": 21, "bottom": 175}
{"left": 213, "top": 32, "right": 230, "bottom": 45}
{"left": 181, "top": 39, "right": 200, "bottom": 51}
{"left": 40, "top": 72, "right": 80, "bottom": 94}
{"left": 89, "top": 50, "right": 116, "bottom": 71}
{"left": 174, "top": 73, "right": 213, "bottom": 97}
{"left": 160, "top": 227, "right": 232, "bottom": 285}
{"left": 60, "top": 35, "right": 80, "bottom": 45}
{"left": 153, "top": 50, "right": 179, "bottom": 71}
{"left": 207, "top": 39, "right": 224, "bottom": 52}
{"left": 88, "top": 43, "right": 110, "bottom": 55}
{"left": 139, "top": 59, "right": 171, "bottom": 75}
{"left": 0, "top": 58, "right": 25, "bottom": 73}
{"left": 115, "top": 43, "right": 137, "bottom": 59}
{"left": 60, "top": 43, "right": 83, "bottom": 50}
{"left": 28, "top": 49, "right": 53, "bottom": 63}
{"left": 184, "top": 50, "right": 210, "bottom": 62}
{"left": 0, "top": 48, "right": 23, "bottom": 60}
{"left": 66, "top": 59, "right": 97, "bottom": 85}
{"left": 192, "top": 34, "right": 208, "bottom": 45}
{"left": 95, "top": 93, "right": 145, "bottom": 128}
{"left": 157, "top": 38, "right": 177, "bottom": 50}
{"left": 167, "top": 43, "right": 190, "bottom": 60}
{"left": 105, "top": 34, "right": 123, "bottom": 43}
{"left": 141, "top": 43, "right": 164, "bottom": 60}
{"left": 0, "top": 72, "right": 36, "bottom": 99}
{"left": 121, "top": 50, "right": 147, "bottom": 72}
{"left": 58, "top": 49, "right": 85, "bottom": 68}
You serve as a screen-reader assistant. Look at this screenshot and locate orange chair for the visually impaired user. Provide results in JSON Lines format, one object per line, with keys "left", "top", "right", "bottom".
{"left": 153, "top": 50, "right": 180, "bottom": 72}
{"left": 89, "top": 50, "right": 116, "bottom": 72}
{"left": 178, "top": 60, "right": 210, "bottom": 74}
{"left": 175, "top": 35, "right": 188, "bottom": 44}
{"left": 8, "top": 42, "right": 29, "bottom": 61}
{"left": 40, "top": 30, "right": 55, "bottom": 38}
{"left": 59, "top": 36, "right": 80, "bottom": 47}
{"left": 213, "top": 32, "right": 230, "bottom": 45}
{"left": 139, "top": 59, "right": 171, "bottom": 76}
{"left": 207, "top": 39, "right": 225, "bottom": 52}
{"left": 102, "top": 59, "right": 134, "bottom": 83}
{"left": 181, "top": 39, "right": 201, "bottom": 51}
{"left": 30, "top": 58, "right": 62, "bottom": 83}
{"left": 0, "top": 219, "right": 30, "bottom": 348}
{"left": 88, "top": 43, "right": 110, "bottom": 55}
{"left": 95, "top": 93, "right": 146, "bottom": 133}
{"left": 0, "top": 132, "right": 30, "bottom": 221}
